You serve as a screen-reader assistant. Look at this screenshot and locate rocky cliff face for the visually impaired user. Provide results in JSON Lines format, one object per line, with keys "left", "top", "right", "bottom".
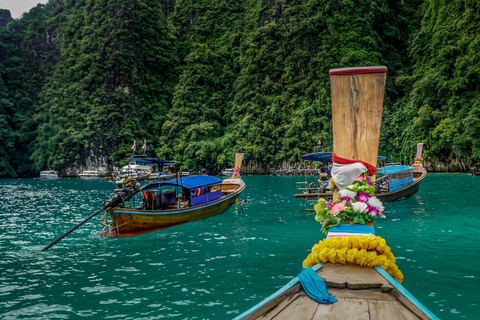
{"left": 0, "top": 9, "right": 13, "bottom": 28}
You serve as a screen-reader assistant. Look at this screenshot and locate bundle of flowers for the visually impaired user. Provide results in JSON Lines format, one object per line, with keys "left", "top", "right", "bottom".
{"left": 314, "top": 172, "right": 385, "bottom": 234}
{"left": 302, "top": 234, "right": 403, "bottom": 282}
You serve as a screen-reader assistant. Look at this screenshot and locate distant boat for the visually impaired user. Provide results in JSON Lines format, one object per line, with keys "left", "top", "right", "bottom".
{"left": 112, "top": 164, "right": 152, "bottom": 181}
{"left": 98, "top": 154, "right": 245, "bottom": 238}
{"left": 294, "top": 144, "right": 427, "bottom": 204}
{"left": 471, "top": 163, "right": 480, "bottom": 176}
{"left": 40, "top": 171, "right": 59, "bottom": 179}
{"left": 79, "top": 170, "right": 99, "bottom": 178}
{"left": 221, "top": 168, "right": 234, "bottom": 177}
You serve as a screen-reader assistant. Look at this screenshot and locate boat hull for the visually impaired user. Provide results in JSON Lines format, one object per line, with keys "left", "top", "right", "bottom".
{"left": 106, "top": 179, "right": 245, "bottom": 237}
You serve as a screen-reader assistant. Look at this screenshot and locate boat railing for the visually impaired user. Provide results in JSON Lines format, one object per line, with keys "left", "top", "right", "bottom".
{"left": 296, "top": 181, "right": 327, "bottom": 194}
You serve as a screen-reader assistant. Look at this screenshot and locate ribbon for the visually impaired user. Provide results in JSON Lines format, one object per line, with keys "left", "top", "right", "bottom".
{"left": 332, "top": 153, "right": 377, "bottom": 175}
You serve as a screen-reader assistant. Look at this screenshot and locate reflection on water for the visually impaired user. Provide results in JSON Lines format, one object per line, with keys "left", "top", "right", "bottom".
{"left": 0, "top": 174, "right": 479, "bottom": 319}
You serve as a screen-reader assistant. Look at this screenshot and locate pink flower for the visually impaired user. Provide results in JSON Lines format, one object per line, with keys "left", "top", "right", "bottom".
{"left": 326, "top": 200, "right": 333, "bottom": 208}
{"left": 331, "top": 203, "right": 345, "bottom": 216}
{"left": 357, "top": 192, "right": 371, "bottom": 202}
{"left": 366, "top": 177, "right": 372, "bottom": 186}
{"left": 355, "top": 175, "right": 364, "bottom": 182}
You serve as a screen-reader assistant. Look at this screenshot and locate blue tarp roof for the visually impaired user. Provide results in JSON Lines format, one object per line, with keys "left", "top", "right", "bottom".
{"left": 301, "top": 152, "right": 386, "bottom": 162}
{"left": 126, "top": 158, "right": 177, "bottom": 166}
{"left": 149, "top": 175, "right": 222, "bottom": 189}
{"left": 377, "top": 165, "right": 413, "bottom": 174}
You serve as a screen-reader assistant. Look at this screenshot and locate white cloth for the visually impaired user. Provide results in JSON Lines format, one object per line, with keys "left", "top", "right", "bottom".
{"left": 331, "top": 162, "right": 367, "bottom": 189}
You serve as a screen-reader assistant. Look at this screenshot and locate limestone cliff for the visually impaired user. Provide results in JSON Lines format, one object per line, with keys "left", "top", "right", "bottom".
{"left": 0, "top": 9, "right": 12, "bottom": 28}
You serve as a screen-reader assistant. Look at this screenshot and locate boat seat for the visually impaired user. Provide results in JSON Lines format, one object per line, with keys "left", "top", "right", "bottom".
{"left": 155, "top": 191, "right": 176, "bottom": 209}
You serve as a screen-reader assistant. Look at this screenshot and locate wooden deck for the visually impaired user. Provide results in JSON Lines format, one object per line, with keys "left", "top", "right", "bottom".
{"left": 238, "top": 264, "right": 435, "bottom": 320}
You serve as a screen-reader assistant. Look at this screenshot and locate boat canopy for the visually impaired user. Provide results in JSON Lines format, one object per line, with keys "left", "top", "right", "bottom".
{"left": 377, "top": 165, "right": 413, "bottom": 174}
{"left": 377, "top": 165, "right": 414, "bottom": 192}
{"left": 149, "top": 175, "right": 222, "bottom": 189}
{"left": 125, "top": 157, "right": 177, "bottom": 166}
{"left": 301, "top": 152, "right": 386, "bottom": 162}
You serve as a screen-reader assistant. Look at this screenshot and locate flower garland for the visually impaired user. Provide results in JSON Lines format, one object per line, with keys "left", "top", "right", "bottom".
{"left": 315, "top": 172, "right": 385, "bottom": 234}
{"left": 303, "top": 234, "right": 403, "bottom": 283}
{"left": 232, "top": 167, "right": 241, "bottom": 178}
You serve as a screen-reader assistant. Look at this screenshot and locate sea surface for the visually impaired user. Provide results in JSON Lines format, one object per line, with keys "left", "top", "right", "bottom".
{"left": 0, "top": 174, "right": 478, "bottom": 319}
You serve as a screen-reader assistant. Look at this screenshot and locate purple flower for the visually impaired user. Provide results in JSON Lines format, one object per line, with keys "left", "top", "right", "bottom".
{"left": 326, "top": 200, "right": 333, "bottom": 208}
{"left": 369, "top": 208, "right": 379, "bottom": 217}
{"left": 366, "top": 177, "right": 372, "bottom": 186}
{"left": 357, "top": 192, "right": 371, "bottom": 202}
{"left": 341, "top": 196, "right": 351, "bottom": 204}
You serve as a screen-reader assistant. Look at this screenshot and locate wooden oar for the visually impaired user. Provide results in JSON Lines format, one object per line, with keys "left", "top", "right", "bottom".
{"left": 41, "top": 182, "right": 144, "bottom": 251}
{"left": 41, "top": 207, "right": 105, "bottom": 251}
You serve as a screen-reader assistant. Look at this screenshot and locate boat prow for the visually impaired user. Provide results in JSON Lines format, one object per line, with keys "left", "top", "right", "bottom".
{"left": 235, "top": 263, "right": 438, "bottom": 320}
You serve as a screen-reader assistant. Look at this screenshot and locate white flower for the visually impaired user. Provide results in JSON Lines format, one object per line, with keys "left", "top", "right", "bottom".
{"left": 352, "top": 201, "right": 368, "bottom": 213}
{"left": 339, "top": 189, "right": 357, "bottom": 199}
{"left": 367, "top": 196, "right": 385, "bottom": 211}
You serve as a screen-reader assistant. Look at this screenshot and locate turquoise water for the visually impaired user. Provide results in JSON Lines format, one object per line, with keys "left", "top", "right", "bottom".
{"left": 0, "top": 174, "right": 478, "bottom": 319}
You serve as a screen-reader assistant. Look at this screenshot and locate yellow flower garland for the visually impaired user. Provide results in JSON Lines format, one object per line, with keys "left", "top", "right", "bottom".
{"left": 302, "top": 234, "right": 404, "bottom": 283}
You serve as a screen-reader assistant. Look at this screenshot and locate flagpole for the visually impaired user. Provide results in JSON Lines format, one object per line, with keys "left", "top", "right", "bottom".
{"left": 131, "top": 140, "right": 136, "bottom": 156}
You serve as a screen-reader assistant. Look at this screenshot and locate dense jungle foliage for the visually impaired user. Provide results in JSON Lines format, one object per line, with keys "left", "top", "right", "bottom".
{"left": 0, "top": 0, "right": 479, "bottom": 176}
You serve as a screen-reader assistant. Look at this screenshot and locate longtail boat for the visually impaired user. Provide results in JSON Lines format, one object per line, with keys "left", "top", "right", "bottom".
{"left": 98, "top": 154, "right": 245, "bottom": 237}
{"left": 294, "top": 144, "right": 427, "bottom": 204}
{"left": 236, "top": 66, "right": 438, "bottom": 320}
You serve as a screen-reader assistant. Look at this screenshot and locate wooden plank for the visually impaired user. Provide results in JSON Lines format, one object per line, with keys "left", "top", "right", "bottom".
{"left": 242, "top": 284, "right": 304, "bottom": 320}
{"left": 390, "top": 289, "right": 434, "bottom": 320}
{"left": 299, "top": 287, "right": 396, "bottom": 301}
{"left": 312, "top": 298, "right": 370, "bottom": 320}
{"left": 393, "top": 301, "right": 422, "bottom": 320}
{"left": 330, "top": 71, "right": 386, "bottom": 171}
{"left": 272, "top": 295, "right": 319, "bottom": 320}
{"left": 368, "top": 300, "right": 409, "bottom": 320}
{"left": 318, "top": 264, "right": 394, "bottom": 291}
{"left": 256, "top": 294, "right": 301, "bottom": 320}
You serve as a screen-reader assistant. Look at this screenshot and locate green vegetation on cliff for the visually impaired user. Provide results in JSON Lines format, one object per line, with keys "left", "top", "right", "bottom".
{"left": 0, "top": 0, "right": 478, "bottom": 176}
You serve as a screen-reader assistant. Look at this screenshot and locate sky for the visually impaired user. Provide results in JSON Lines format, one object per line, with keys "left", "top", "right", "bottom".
{"left": 1, "top": 0, "right": 49, "bottom": 19}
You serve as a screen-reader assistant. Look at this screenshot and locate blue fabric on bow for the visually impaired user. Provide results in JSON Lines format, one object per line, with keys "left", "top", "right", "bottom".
{"left": 298, "top": 267, "right": 337, "bottom": 304}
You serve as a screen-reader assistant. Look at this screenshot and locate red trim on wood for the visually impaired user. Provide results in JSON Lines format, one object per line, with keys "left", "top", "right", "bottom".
{"left": 329, "top": 66, "right": 388, "bottom": 75}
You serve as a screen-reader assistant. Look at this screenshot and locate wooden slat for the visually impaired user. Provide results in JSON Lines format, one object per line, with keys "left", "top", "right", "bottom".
{"left": 390, "top": 289, "right": 434, "bottom": 320}
{"left": 272, "top": 295, "right": 319, "bottom": 320}
{"left": 393, "top": 301, "right": 423, "bottom": 320}
{"left": 303, "top": 287, "right": 396, "bottom": 301}
{"left": 242, "top": 284, "right": 304, "bottom": 320}
{"left": 318, "top": 264, "right": 394, "bottom": 291}
{"left": 369, "top": 300, "right": 409, "bottom": 320}
{"left": 312, "top": 298, "right": 370, "bottom": 320}
{"left": 256, "top": 294, "right": 301, "bottom": 320}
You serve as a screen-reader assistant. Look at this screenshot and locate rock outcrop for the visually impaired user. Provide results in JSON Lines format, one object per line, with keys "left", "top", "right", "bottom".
{"left": 0, "top": 9, "right": 13, "bottom": 28}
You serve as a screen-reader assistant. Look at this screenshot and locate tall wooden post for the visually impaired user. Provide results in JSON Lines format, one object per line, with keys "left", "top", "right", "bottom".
{"left": 329, "top": 66, "right": 387, "bottom": 202}
{"left": 330, "top": 66, "right": 387, "bottom": 178}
